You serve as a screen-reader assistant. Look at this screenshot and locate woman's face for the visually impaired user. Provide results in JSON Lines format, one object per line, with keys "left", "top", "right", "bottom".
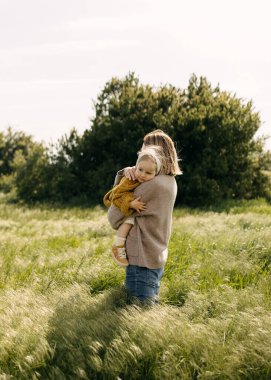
{"left": 135, "top": 158, "right": 156, "bottom": 183}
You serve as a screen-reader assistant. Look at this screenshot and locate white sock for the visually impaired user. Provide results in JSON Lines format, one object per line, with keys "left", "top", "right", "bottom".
{"left": 115, "top": 236, "right": 126, "bottom": 246}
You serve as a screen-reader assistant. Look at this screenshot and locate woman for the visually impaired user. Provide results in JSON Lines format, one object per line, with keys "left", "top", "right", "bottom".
{"left": 108, "top": 129, "right": 182, "bottom": 303}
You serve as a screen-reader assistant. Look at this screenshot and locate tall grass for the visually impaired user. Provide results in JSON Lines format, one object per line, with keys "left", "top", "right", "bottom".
{"left": 0, "top": 198, "right": 271, "bottom": 379}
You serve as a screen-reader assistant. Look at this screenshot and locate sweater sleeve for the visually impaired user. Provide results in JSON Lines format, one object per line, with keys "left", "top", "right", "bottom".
{"left": 107, "top": 175, "right": 176, "bottom": 229}
{"left": 113, "top": 169, "right": 125, "bottom": 186}
{"left": 132, "top": 175, "right": 177, "bottom": 217}
{"left": 107, "top": 204, "right": 127, "bottom": 230}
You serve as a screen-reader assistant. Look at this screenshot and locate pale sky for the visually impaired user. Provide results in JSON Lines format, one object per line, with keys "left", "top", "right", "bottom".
{"left": 1, "top": 0, "right": 271, "bottom": 150}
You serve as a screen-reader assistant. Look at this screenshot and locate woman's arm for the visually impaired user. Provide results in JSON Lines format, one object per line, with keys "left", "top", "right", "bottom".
{"left": 123, "top": 166, "right": 136, "bottom": 181}
{"left": 107, "top": 204, "right": 126, "bottom": 230}
{"left": 131, "top": 177, "right": 165, "bottom": 217}
{"left": 113, "top": 169, "right": 125, "bottom": 186}
{"left": 107, "top": 178, "right": 155, "bottom": 229}
{"left": 113, "top": 166, "right": 136, "bottom": 186}
{"left": 107, "top": 175, "right": 176, "bottom": 229}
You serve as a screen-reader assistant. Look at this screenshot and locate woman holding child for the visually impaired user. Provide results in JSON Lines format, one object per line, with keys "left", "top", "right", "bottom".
{"left": 106, "top": 129, "right": 181, "bottom": 304}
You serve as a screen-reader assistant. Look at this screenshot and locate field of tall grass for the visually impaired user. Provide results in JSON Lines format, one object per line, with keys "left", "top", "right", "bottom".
{"left": 0, "top": 194, "right": 271, "bottom": 379}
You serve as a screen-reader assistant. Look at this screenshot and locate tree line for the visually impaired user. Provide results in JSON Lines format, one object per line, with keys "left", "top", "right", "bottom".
{"left": 1, "top": 73, "right": 270, "bottom": 206}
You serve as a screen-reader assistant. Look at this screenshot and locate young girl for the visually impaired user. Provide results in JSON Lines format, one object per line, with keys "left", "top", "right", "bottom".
{"left": 103, "top": 146, "right": 163, "bottom": 267}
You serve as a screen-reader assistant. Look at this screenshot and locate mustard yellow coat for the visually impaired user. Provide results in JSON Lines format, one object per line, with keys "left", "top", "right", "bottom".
{"left": 103, "top": 177, "right": 140, "bottom": 216}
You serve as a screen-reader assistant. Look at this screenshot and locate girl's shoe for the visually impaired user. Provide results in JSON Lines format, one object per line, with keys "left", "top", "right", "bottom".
{"left": 111, "top": 244, "right": 129, "bottom": 267}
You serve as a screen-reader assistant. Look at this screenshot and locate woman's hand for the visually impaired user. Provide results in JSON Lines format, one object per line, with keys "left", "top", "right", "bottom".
{"left": 130, "top": 197, "right": 147, "bottom": 213}
{"left": 124, "top": 166, "right": 136, "bottom": 181}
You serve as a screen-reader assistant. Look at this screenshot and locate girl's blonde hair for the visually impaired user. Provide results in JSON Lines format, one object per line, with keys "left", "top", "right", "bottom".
{"left": 143, "top": 129, "right": 182, "bottom": 176}
{"left": 136, "top": 145, "right": 163, "bottom": 175}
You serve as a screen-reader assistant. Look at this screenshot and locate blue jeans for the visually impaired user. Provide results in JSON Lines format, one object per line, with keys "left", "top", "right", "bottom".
{"left": 125, "top": 265, "right": 164, "bottom": 304}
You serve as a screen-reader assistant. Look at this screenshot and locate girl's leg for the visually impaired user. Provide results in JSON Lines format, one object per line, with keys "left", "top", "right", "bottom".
{"left": 112, "top": 218, "right": 134, "bottom": 267}
{"left": 117, "top": 222, "right": 133, "bottom": 239}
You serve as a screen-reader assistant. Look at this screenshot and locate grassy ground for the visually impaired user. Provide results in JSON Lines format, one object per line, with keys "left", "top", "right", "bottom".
{"left": 0, "top": 196, "right": 271, "bottom": 379}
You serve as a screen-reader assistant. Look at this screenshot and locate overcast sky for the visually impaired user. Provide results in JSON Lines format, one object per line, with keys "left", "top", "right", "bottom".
{"left": 1, "top": 0, "right": 271, "bottom": 150}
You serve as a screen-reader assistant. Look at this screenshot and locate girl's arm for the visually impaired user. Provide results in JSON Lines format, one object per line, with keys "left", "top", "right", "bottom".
{"left": 130, "top": 197, "right": 147, "bottom": 213}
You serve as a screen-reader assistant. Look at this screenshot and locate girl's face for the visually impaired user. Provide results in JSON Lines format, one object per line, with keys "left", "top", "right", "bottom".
{"left": 135, "top": 158, "right": 156, "bottom": 183}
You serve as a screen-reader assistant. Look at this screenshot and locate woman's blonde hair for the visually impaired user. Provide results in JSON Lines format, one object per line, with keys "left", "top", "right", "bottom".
{"left": 143, "top": 129, "right": 182, "bottom": 176}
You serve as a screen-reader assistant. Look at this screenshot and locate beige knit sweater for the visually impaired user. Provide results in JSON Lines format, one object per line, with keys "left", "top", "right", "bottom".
{"left": 107, "top": 170, "right": 177, "bottom": 269}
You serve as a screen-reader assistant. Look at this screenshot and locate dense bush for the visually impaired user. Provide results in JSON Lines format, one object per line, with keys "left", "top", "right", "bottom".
{"left": 2, "top": 73, "right": 271, "bottom": 205}
{"left": 12, "top": 144, "right": 51, "bottom": 202}
{"left": 77, "top": 74, "right": 163, "bottom": 203}
{"left": 0, "top": 127, "right": 36, "bottom": 176}
{"left": 76, "top": 73, "right": 271, "bottom": 205}
{"left": 0, "top": 128, "right": 38, "bottom": 193}
{"left": 170, "top": 76, "right": 271, "bottom": 204}
{"left": 11, "top": 129, "right": 85, "bottom": 203}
